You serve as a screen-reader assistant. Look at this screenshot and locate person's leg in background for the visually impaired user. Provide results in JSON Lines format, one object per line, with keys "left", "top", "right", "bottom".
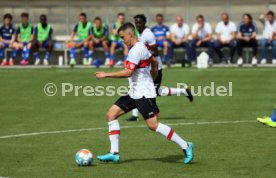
{"left": 236, "top": 39, "right": 245, "bottom": 65}
{"left": 271, "top": 40, "right": 276, "bottom": 64}
{"left": 213, "top": 40, "right": 224, "bottom": 63}
{"left": 250, "top": 39, "right": 258, "bottom": 65}
{"left": 43, "top": 40, "right": 54, "bottom": 66}
{"left": 229, "top": 40, "right": 237, "bottom": 64}
{"left": 190, "top": 39, "right": 198, "bottom": 64}
{"left": 260, "top": 38, "right": 268, "bottom": 64}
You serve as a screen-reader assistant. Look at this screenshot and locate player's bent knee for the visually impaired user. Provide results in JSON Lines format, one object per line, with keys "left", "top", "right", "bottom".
{"left": 146, "top": 117, "right": 159, "bottom": 131}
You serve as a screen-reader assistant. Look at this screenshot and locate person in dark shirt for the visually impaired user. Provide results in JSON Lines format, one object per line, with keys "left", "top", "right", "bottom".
{"left": 32, "top": 14, "right": 54, "bottom": 66}
{"left": 89, "top": 17, "right": 110, "bottom": 66}
{"left": 236, "top": 13, "right": 258, "bottom": 66}
{"left": 16, "top": 12, "right": 34, "bottom": 65}
{"left": 68, "top": 12, "right": 92, "bottom": 66}
{"left": 151, "top": 14, "right": 170, "bottom": 63}
{"left": 0, "top": 13, "right": 16, "bottom": 66}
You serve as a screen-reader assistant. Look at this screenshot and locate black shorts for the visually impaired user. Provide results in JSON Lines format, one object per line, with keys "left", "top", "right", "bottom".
{"left": 115, "top": 95, "right": 160, "bottom": 120}
{"left": 154, "top": 69, "right": 163, "bottom": 96}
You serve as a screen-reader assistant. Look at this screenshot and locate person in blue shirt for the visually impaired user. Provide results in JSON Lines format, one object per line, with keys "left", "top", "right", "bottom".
{"left": 236, "top": 13, "right": 258, "bottom": 66}
{"left": 16, "top": 12, "right": 34, "bottom": 65}
{"left": 151, "top": 14, "right": 170, "bottom": 63}
{"left": 32, "top": 14, "right": 54, "bottom": 66}
{"left": 89, "top": 17, "right": 110, "bottom": 66}
{"left": 0, "top": 13, "right": 16, "bottom": 66}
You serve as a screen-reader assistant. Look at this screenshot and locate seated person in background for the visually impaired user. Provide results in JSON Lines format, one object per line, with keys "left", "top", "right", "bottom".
{"left": 236, "top": 13, "right": 258, "bottom": 66}
{"left": 32, "top": 14, "right": 54, "bottom": 66}
{"left": 169, "top": 16, "right": 191, "bottom": 64}
{"left": 214, "top": 12, "right": 237, "bottom": 64}
{"left": 89, "top": 17, "right": 110, "bottom": 66}
{"left": 109, "top": 12, "right": 128, "bottom": 67}
{"left": 191, "top": 15, "right": 213, "bottom": 64}
{"left": 259, "top": 11, "right": 276, "bottom": 64}
{"left": 69, "top": 12, "right": 92, "bottom": 66}
{"left": 16, "top": 12, "right": 34, "bottom": 65}
{"left": 151, "top": 14, "right": 170, "bottom": 63}
{"left": 0, "top": 13, "right": 16, "bottom": 66}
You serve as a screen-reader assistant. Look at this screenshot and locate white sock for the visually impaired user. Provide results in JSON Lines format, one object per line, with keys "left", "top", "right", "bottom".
{"left": 156, "top": 123, "right": 188, "bottom": 149}
{"left": 132, "top": 108, "right": 139, "bottom": 117}
{"left": 108, "top": 120, "right": 120, "bottom": 153}
{"left": 158, "top": 87, "right": 188, "bottom": 96}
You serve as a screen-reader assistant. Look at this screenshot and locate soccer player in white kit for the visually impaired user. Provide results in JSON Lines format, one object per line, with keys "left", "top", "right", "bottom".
{"left": 95, "top": 22, "right": 194, "bottom": 164}
{"left": 126, "top": 14, "right": 193, "bottom": 121}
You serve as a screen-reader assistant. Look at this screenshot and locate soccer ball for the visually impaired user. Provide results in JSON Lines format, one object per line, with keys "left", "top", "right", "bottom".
{"left": 75, "top": 149, "right": 93, "bottom": 166}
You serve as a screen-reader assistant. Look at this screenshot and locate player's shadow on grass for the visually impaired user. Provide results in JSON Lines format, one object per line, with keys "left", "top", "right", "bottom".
{"left": 158, "top": 116, "right": 188, "bottom": 120}
{"left": 121, "top": 155, "right": 188, "bottom": 164}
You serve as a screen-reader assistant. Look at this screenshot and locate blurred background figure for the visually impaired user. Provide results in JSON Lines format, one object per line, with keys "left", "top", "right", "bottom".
{"left": 236, "top": 13, "right": 258, "bottom": 66}
{"left": 214, "top": 12, "right": 237, "bottom": 64}
{"left": 69, "top": 13, "right": 92, "bottom": 66}
{"left": 32, "top": 14, "right": 54, "bottom": 66}
{"left": 16, "top": 12, "right": 34, "bottom": 65}
{"left": 110, "top": 12, "right": 128, "bottom": 67}
{"left": 89, "top": 17, "right": 110, "bottom": 66}
{"left": 191, "top": 15, "right": 213, "bottom": 65}
{"left": 0, "top": 13, "right": 16, "bottom": 66}
{"left": 259, "top": 11, "right": 276, "bottom": 64}
{"left": 169, "top": 16, "right": 191, "bottom": 66}
{"left": 151, "top": 14, "right": 170, "bottom": 64}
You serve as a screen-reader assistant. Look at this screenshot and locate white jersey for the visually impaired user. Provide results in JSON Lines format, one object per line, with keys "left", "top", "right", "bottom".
{"left": 215, "top": 21, "right": 237, "bottom": 41}
{"left": 262, "top": 19, "right": 276, "bottom": 39}
{"left": 192, "top": 22, "right": 212, "bottom": 39}
{"left": 125, "top": 41, "right": 157, "bottom": 99}
{"left": 138, "top": 28, "right": 163, "bottom": 70}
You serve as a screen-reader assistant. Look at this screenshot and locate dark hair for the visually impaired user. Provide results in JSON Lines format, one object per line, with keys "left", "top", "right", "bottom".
{"left": 21, "top": 12, "right": 29, "bottom": 18}
{"left": 134, "top": 14, "right": 147, "bottom": 23}
{"left": 94, "top": 16, "right": 101, "bottom": 21}
{"left": 117, "top": 12, "right": 125, "bottom": 17}
{"left": 267, "top": 11, "right": 275, "bottom": 17}
{"left": 117, "top": 22, "right": 135, "bottom": 34}
{"left": 40, "top": 14, "right": 47, "bottom": 20}
{"left": 156, "top": 13, "right": 163, "bottom": 18}
{"left": 80, "top": 12, "right": 87, "bottom": 18}
{"left": 196, "top": 14, "right": 204, "bottom": 20}
{"left": 243, "top": 13, "right": 253, "bottom": 24}
{"left": 3, "top": 13, "right": 12, "bottom": 20}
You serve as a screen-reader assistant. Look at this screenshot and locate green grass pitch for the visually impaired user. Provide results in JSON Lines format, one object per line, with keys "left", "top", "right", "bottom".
{"left": 0, "top": 67, "right": 276, "bottom": 178}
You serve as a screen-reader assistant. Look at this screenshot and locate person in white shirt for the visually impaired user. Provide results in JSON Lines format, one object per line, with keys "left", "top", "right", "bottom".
{"left": 259, "top": 11, "right": 276, "bottom": 64}
{"left": 214, "top": 12, "right": 237, "bottom": 64}
{"left": 170, "top": 16, "right": 191, "bottom": 65}
{"left": 191, "top": 15, "right": 214, "bottom": 64}
{"left": 95, "top": 22, "right": 194, "bottom": 164}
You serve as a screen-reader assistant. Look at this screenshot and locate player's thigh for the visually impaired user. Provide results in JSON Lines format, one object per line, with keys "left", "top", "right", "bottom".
{"left": 113, "top": 95, "right": 136, "bottom": 118}
{"left": 106, "top": 104, "right": 125, "bottom": 121}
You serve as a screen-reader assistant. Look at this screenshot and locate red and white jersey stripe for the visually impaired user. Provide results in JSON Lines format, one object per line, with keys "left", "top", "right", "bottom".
{"left": 125, "top": 41, "right": 156, "bottom": 99}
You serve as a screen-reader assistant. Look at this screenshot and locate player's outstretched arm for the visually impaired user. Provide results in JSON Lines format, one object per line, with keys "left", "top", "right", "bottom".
{"left": 149, "top": 56, "right": 158, "bottom": 80}
{"left": 95, "top": 69, "right": 134, "bottom": 79}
